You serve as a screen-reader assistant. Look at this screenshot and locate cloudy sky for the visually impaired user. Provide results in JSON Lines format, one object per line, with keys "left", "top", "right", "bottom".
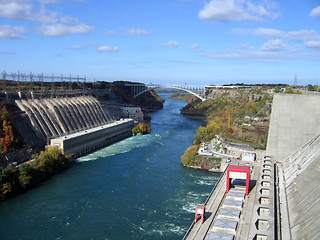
{"left": 1, "top": 0, "right": 320, "bottom": 85}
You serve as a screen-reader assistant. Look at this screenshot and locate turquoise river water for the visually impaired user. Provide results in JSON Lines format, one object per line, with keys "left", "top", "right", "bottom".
{"left": 0, "top": 94, "right": 220, "bottom": 240}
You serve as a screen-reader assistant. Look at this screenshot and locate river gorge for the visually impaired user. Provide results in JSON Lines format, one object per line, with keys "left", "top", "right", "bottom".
{"left": 0, "top": 94, "right": 220, "bottom": 240}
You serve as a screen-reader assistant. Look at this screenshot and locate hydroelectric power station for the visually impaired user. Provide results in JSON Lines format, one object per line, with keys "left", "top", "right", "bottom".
{"left": 0, "top": 70, "right": 137, "bottom": 159}
{"left": 15, "top": 95, "right": 134, "bottom": 157}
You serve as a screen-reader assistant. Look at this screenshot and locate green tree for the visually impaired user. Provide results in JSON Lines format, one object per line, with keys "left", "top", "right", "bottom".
{"left": 0, "top": 164, "right": 21, "bottom": 198}
{"left": 34, "top": 146, "right": 70, "bottom": 175}
{"left": 307, "top": 84, "right": 317, "bottom": 91}
{"left": 19, "top": 162, "right": 38, "bottom": 188}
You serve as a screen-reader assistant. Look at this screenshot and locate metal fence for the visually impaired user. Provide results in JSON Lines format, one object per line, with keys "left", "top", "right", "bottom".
{"left": 1, "top": 71, "right": 86, "bottom": 83}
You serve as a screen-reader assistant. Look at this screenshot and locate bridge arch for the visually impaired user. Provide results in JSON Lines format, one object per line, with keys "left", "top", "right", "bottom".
{"left": 134, "top": 84, "right": 206, "bottom": 101}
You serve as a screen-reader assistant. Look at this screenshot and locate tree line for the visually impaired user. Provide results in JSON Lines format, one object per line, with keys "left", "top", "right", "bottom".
{"left": 0, "top": 146, "right": 71, "bottom": 201}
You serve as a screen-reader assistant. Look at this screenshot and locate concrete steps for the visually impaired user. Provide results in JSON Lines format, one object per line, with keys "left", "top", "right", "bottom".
{"left": 243, "top": 156, "right": 275, "bottom": 240}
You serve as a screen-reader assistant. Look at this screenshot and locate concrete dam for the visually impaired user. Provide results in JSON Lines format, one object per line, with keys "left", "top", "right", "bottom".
{"left": 266, "top": 93, "right": 320, "bottom": 240}
{"left": 15, "top": 95, "right": 134, "bottom": 156}
{"left": 184, "top": 93, "right": 320, "bottom": 240}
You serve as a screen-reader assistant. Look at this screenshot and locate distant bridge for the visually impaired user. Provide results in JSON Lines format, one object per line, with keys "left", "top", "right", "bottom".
{"left": 125, "top": 83, "right": 207, "bottom": 101}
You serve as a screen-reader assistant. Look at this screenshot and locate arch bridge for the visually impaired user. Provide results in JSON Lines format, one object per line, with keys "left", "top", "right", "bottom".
{"left": 125, "top": 83, "right": 207, "bottom": 101}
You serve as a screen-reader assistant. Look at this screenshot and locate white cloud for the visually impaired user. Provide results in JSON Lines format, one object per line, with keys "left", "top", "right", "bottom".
{"left": 310, "top": 6, "right": 320, "bottom": 18}
{"left": 253, "top": 28, "right": 285, "bottom": 38}
{"left": 123, "top": 27, "right": 149, "bottom": 36}
{"left": 261, "top": 39, "right": 288, "bottom": 51}
{"left": 0, "top": 25, "right": 27, "bottom": 39}
{"left": 0, "top": 1, "right": 92, "bottom": 38}
{"left": 234, "top": 28, "right": 320, "bottom": 50}
{"left": 70, "top": 45, "right": 83, "bottom": 50}
{"left": 239, "top": 28, "right": 320, "bottom": 43}
{"left": 199, "top": 0, "right": 244, "bottom": 22}
{"left": 38, "top": 0, "right": 59, "bottom": 3}
{"left": 86, "top": 42, "right": 99, "bottom": 47}
{"left": 162, "top": 40, "right": 179, "bottom": 48}
{"left": 230, "top": 28, "right": 251, "bottom": 36}
{"left": 286, "top": 30, "right": 320, "bottom": 42}
{"left": 199, "top": 0, "right": 278, "bottom": 22}
{"left": 0, "top": 1, "right": 57, "bottom": 23}
{"left": 218, "top": 26, "right": 320, "bottom": 60}
{"left": 305, "top": 41, "right": 320, "bottom": 50}
{"left": 37, "top": 23, "right": 94, "bottom": 36}
{"left": 236, "top": 43, "right": 255, "bottom": 49}
{"left": 98, "top": 46, "right": 119, "bottom": 52}
{"left": 190, "top": 43, "right": 205, "bottom": 52}
{"left": 231, "top": 27, "right": 285, "bottom": 38}
{"left": 60, "top": 16, "right": 79, "bottom": 24}
{"left": 0, "top": 51, "right": 17, "bottom": 55}
{"left": 105, "top": 30, "right": 116, "bottom": 36}
{"left": 204, "top": 51, "right": 294, "bottom": 60}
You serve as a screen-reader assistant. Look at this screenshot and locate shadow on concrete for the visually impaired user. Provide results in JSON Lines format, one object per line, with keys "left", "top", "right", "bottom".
{"left": 230, "top": 179, "right": 257, "bottom": 195}
{"left": 249, "top": 179, "right": 257, "bottom": 194}
{"left": 204, "top": 211, "right": 212, "bottom": 221}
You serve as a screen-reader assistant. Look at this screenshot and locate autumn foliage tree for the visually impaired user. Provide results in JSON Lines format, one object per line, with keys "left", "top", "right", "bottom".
{"left": 132, "top": 122, "right": 151, "bottom": 135}
{"left": 181, "top": 145, "right": 199, "bottom": 166}
{"left": 0, "top": 106, "right": 14, "bottom": 153}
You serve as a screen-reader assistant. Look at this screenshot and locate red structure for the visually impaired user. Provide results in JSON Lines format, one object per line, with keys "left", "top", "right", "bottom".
{"left": 226, "top": 165, "right": 251, "bottom": 195}
{"left": 194, "top": 205, "right": 206, "bottom": 224}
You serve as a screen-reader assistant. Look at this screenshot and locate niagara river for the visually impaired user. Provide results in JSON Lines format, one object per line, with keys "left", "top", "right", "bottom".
{"left": 0, "top": 94, "right": 220, "bottom": 240}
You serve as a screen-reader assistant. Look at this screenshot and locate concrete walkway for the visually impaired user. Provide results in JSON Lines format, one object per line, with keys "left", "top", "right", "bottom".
{"left": 183, "top": 150, "right": 267, "bottom": 240}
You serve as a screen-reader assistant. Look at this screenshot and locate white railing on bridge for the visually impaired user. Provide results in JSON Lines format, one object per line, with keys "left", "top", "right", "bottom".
{"left": 125, "top": 83, "right": 207, "bottom": 101}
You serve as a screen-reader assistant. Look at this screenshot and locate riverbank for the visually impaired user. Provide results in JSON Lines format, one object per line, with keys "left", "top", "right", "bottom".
{"left": 179, "top": 89, "right": 272, "bottom": 171}
{"left": 0, "top": 146, "right": 72, "bottom": 201}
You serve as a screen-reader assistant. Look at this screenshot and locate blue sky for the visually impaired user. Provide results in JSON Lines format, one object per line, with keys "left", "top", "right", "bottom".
{"left": 1, "top": 0, "right": 320, "bottom": 85}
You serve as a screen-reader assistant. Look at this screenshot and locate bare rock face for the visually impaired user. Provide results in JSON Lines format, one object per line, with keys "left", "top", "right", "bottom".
{"left": 13, "top": 112, "right": 45, "bottom": 147}
{"left": 206, "top": 88, "right": 265, "bottom": 101}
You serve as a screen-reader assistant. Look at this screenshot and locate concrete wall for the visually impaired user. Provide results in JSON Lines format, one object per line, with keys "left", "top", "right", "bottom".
{"left": 266, "top": 93, "right": 320, "bottom": 162}
{"left": 286, "top": 154, "right": 320, "bottom": 239}
{"left": 51, "top": 119, "right": 134, "bottom": 156}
